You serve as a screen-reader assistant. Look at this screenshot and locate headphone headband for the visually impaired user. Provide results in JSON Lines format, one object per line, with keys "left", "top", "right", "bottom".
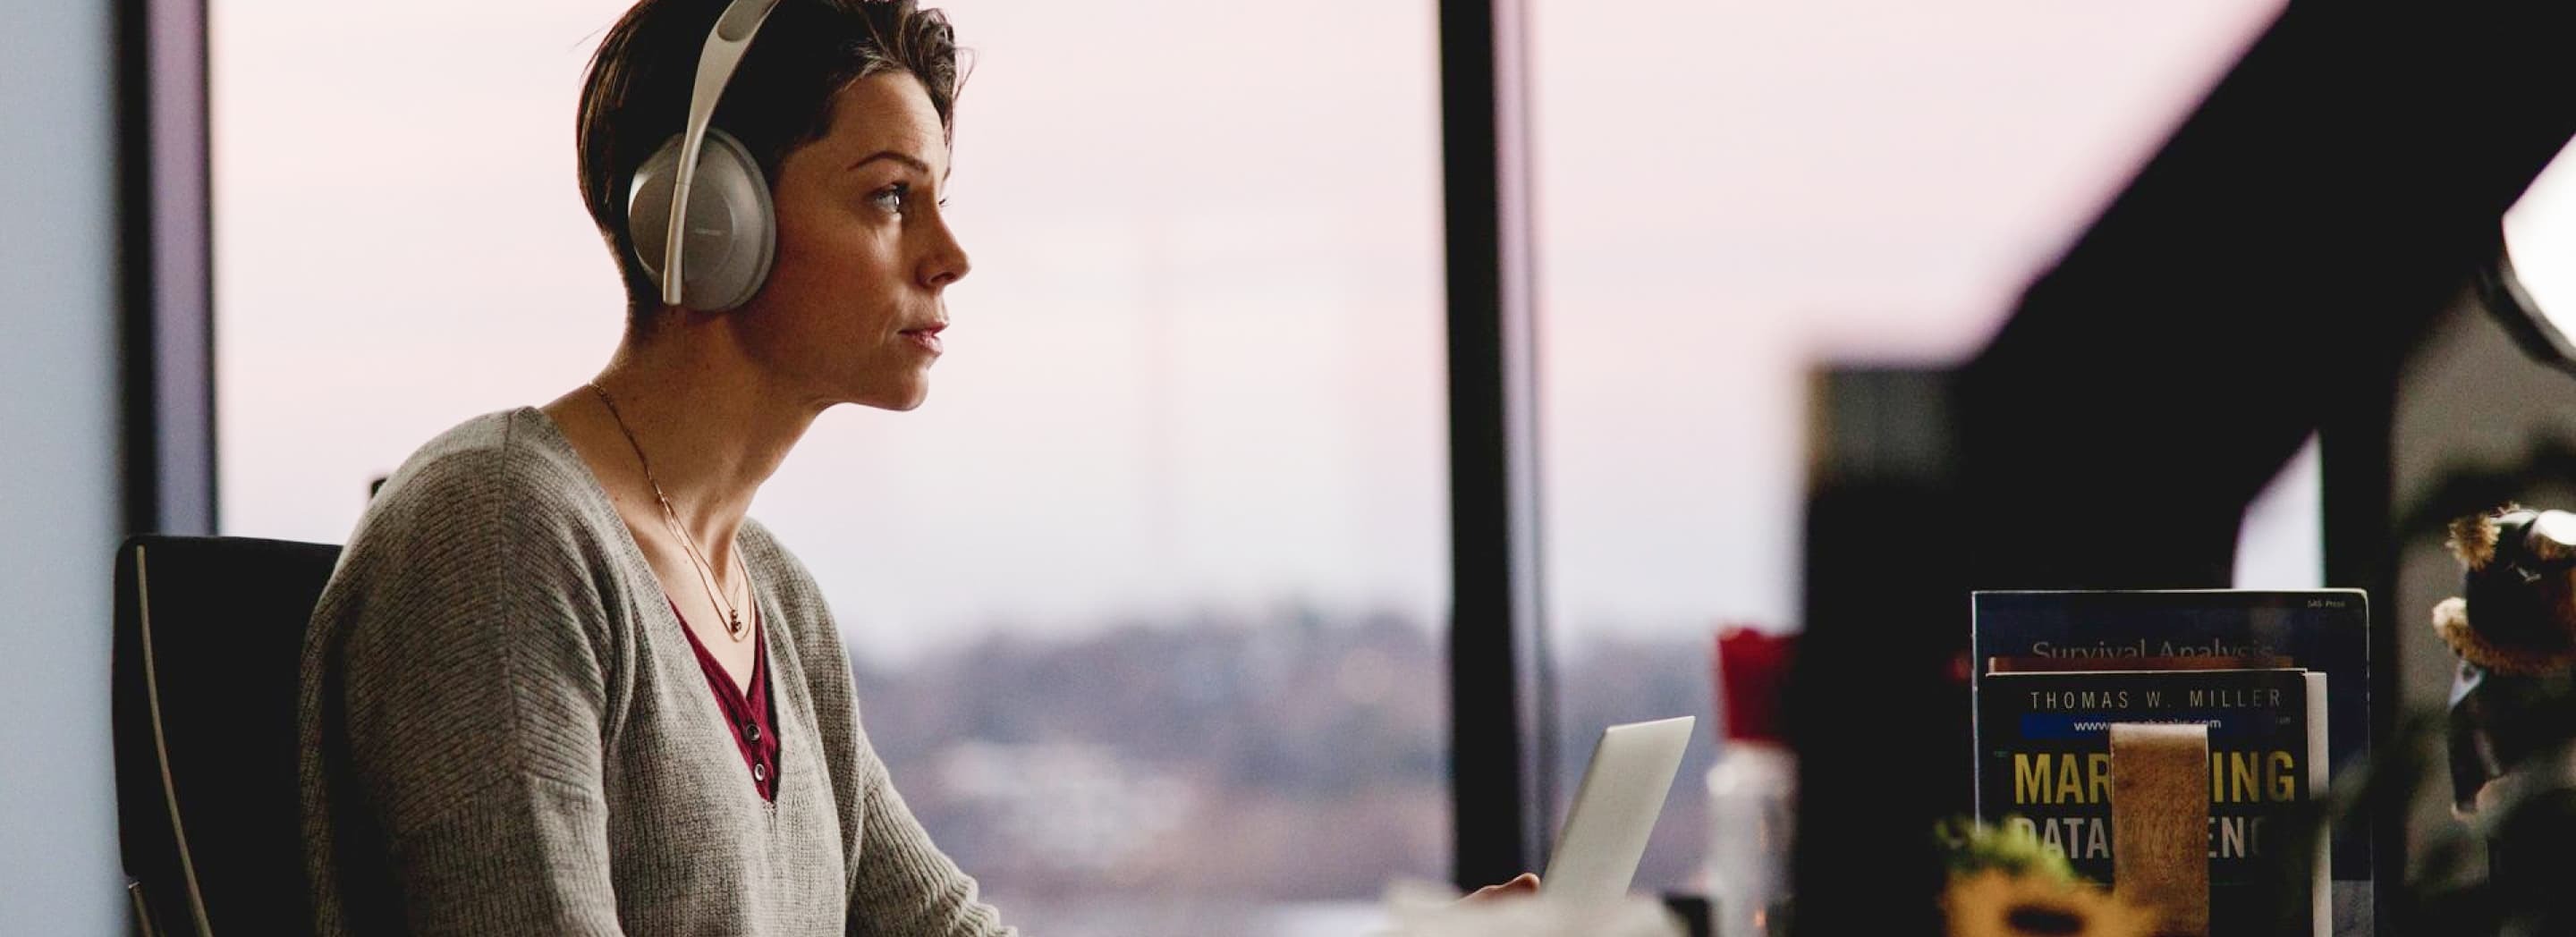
{"left": 660, "top": 0, "right": 784, "bottom": 307}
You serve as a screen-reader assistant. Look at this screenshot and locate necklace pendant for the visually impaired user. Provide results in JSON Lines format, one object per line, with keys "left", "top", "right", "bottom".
{"left": 727, "top": 610, "right": 746, "bottom": 640}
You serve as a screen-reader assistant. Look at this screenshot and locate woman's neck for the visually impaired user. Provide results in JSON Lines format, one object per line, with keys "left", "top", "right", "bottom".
{"left": 540, "top": 316, "right": 823, "bottom": 570}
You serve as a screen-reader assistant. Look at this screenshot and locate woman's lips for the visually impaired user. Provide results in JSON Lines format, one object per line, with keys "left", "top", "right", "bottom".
{"left": 902, "top": 325, "right": 945, "bottom": 354}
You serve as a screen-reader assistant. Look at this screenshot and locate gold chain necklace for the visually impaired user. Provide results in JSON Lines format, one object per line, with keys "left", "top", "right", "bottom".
{"left": 588, "top": 383, "right": 751, "bottom": 642}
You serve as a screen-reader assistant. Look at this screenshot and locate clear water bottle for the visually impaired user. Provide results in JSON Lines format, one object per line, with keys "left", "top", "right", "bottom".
{"left": 1705, "top": 628, "right": 1795, "bottom": 937}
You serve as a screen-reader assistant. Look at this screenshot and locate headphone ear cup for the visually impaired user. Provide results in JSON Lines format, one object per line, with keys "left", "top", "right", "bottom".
{"left": 626, "top": 128, "right": 777, "bottom": 311}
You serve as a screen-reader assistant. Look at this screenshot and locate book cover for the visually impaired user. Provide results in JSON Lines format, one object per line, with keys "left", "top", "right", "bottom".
{"left": 1970, "top": 590, "right": 2369, "bottom": 884}
{"left": 1978, "top": 668, "right": 2326, "bottom": 936}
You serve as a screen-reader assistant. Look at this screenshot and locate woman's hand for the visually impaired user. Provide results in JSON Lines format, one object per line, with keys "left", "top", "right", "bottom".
{"left": 1460, "top": 873, "right": 1540, "bottom": 904}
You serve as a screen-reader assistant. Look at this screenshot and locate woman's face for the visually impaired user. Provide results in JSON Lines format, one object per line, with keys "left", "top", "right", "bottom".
{"left": 744, "top": 72, "right": 970, "bottom": 412}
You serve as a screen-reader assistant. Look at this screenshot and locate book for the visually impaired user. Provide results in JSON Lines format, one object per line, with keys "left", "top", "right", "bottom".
{"left": 1970, "top": 590, "right": 2370, "bottom": 885}
{"left": 1978, "top": 668, "right": 2328, "bottom": 936}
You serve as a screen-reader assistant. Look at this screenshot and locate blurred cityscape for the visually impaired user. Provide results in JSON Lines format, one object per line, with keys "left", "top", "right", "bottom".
{"left": 852, "top": 608, "right": 1724, "bottom": 936}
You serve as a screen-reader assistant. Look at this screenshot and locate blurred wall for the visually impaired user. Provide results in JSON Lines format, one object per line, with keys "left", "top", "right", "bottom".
{"left": 0, "top": 0, "right": 130, "bottom": 932}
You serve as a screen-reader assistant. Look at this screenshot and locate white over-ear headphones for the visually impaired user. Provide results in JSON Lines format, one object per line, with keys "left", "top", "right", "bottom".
{"left": 626, "top": 0, "right": 784, "bottom": 312}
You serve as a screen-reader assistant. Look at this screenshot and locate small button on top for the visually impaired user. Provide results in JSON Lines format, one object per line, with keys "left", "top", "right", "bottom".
{"left": 742, "top": 722, "right": 761, "bottom": 743}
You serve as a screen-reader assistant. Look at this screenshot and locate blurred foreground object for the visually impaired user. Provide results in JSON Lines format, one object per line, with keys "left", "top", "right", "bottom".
{"left": 2106, "top": 723, "right": 2213, "bottom": 937}
{"left": 2437, "top": 506, "right": 2576, "bottom": 812}
{"left": 1707, "top": 627, "right": 1796, "bottom": 937}
{"left": 2436, "top": 505, "right": 2576, "bottom": 933}
{"left": 1934, "top": 819, "right": 2152, "bottom": 937}
{"left": 2436, "top": 507, "right": 2576, "bottom": 679}
{"left": 2479, "top": 136, "right": 2576, "bottom": 377}
{"left": 1941, "top": 871, "right": 2151, "bottom": 937}
{"left": 1792, "top": 0, "right": 2576, "bottom": 924}
{"left": 1377, "top": 880, "right": 1687, "bottom": 937}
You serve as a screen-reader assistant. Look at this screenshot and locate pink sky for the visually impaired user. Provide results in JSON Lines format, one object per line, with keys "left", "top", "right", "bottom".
{"left": 215, "top": 0, "right": 2287, "bottom": 661}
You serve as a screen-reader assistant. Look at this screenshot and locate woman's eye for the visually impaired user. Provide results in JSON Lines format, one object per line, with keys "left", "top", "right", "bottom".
{"left": 870, "top": 182, "right": 910, "bottom": 214}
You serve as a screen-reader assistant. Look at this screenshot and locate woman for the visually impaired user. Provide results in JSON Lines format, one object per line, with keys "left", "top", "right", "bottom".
{"left": 297, "top": 1, "right": 1009, "bottom": 933}
{"left": 297, "top": 0, "right": 1537, "bottom": 932}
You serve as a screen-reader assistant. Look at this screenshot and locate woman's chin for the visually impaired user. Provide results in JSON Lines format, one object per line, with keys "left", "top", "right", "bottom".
{"left": 850, "top": 382, "right": 930, "bottom": 412}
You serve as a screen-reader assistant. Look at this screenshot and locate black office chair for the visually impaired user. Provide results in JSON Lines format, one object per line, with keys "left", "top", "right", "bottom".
{"left": 114, "top": 535, "right": 341, "bottom": 937}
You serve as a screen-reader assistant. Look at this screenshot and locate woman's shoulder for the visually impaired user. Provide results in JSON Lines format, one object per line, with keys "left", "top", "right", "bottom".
{"left": 373, "top": 406, "right": 587, "bottom": 496}
{"left": 338, "top": 407, "right": 615, "bottom": 568}
{"left": 309, "top": 409, "right": 633, "bottom": 657}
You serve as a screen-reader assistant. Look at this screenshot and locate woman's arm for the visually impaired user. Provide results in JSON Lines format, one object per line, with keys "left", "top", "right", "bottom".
{"left": 846, "top": 752, "right": 1017, "bottom": 937}
{"left": 737, "top": 521, "right": 1013, "bottom": 936}
{"left": 310, "top": 450, "right": 628, "bottom": 934}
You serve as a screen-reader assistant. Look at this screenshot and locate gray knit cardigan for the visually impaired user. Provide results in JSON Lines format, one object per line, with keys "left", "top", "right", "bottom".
{"left": 297, "top": 407, "right": 1016, "bottom": 935}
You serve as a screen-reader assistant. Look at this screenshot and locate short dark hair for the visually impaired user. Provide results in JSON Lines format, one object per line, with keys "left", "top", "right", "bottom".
{"left": 576, "top": 0, "right": 963, "bottom": 319}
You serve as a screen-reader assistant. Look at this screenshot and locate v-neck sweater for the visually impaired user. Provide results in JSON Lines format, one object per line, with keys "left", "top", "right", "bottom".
{"left": 674, "top": 597, "right": 781, "bottom": 801}
{"left": 296, "top": 407, "right": 1014, "bottom": 935}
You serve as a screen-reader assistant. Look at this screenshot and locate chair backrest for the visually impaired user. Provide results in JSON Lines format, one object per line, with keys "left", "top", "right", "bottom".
{"left": 114, "top": 535, "right": 341, "bottom": 937}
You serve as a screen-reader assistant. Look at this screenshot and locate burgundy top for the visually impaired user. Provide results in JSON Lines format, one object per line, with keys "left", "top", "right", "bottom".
{"left": 672, "top": 599, "right": 781, "bottom": 801}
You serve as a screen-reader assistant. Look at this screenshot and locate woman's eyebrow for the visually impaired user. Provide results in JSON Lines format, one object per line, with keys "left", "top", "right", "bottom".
{"left": 846, "top": 150, "right": 931, "bottom": 175}
{"left": 846, "top": 149, "right": 953, "bottom": 186}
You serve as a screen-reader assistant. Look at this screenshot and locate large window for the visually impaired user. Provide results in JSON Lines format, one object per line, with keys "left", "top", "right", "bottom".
{"left": 211, "top": 0, "right": 2328, "bottom": 924}
{"left": 214, "top": 1, "right": 1449, "bottom": 933}
{"left": 1522, "top": 0, "right": 2290, "bottom": 891}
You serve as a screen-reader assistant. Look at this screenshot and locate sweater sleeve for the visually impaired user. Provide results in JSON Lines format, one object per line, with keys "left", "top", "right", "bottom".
{"left": 316, "top": 445, "right": 628, "bottom": 935}
{"left": 846, "top": 751, "right": 1017, "bottom": 937}
{"left": 737, "top": 525, "right": 1014, "bottom": 937}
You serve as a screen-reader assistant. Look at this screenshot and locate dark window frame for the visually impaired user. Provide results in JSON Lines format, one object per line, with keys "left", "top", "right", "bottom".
{"left": 1439, "top": 0, "right": 1555, "bottom": 891}
{"left": 118, "top": 0, "right": 216, "bottom": 538}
